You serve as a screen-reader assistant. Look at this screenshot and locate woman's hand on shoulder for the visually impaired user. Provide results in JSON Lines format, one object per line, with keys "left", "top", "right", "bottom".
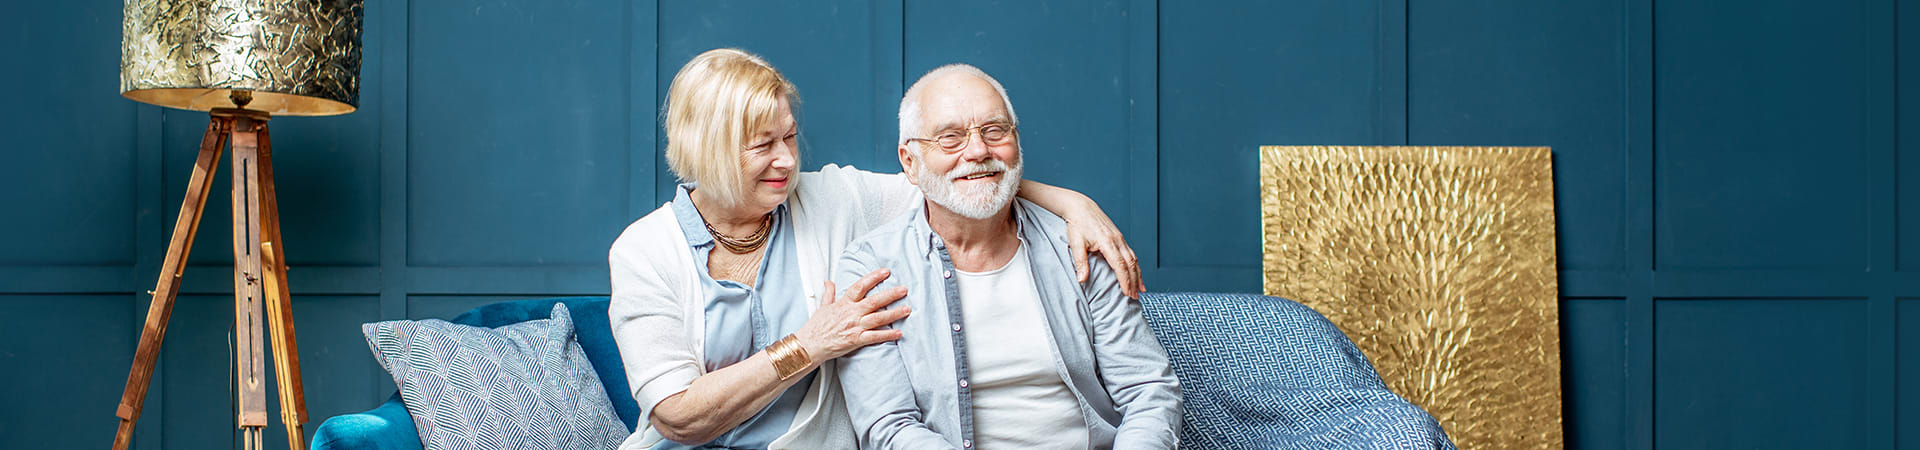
{"left": 1063, "top": 205, "right": 1145, "bottom": 299}
{"left": 796, "top": 268, "right": 911, "bottom": 361}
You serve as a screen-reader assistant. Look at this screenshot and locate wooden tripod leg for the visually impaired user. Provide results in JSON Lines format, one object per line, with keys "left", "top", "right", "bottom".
{"left": 112, "top": 115, "right": 230, "bottom": 450}
{"left": 231, "top": 114, "right": 269, "bottom": 450}
{"left": 254, "top": 122, "right": 311, "bottom": 450}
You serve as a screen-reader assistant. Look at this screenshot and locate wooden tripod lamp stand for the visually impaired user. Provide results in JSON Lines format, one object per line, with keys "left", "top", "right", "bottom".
{"left": 114, "top": 1, "right": 363, "bottom": 449}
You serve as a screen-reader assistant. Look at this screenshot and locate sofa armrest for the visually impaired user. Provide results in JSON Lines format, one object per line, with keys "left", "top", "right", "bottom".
{"left": 311, "top": 393, "right": 423, "bottom": 450}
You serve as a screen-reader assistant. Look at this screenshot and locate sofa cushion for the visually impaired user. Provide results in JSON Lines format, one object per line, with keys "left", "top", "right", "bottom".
{"left": 444, "top": 297, "right": 637, "bottom": 430}
{"left": 1139, "top": 293, "right": 1453, "bottom": 449}
{"left": 363, "top": 303, "right": 628, "bottom": 450}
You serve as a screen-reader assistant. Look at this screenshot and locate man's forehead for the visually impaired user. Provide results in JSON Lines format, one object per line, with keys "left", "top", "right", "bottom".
{"left": 924, "top": 111, "right": 1010, "bottom": 129}
{"left": 919, "top": 81, "right": 1010, "bottom": 127}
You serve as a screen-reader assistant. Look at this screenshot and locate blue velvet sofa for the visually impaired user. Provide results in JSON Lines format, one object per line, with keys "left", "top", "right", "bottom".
{"left": 312, "top": 293, "right": 1454, "bottom": 449}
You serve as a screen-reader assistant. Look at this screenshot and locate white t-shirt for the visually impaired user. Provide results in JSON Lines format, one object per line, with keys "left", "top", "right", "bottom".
{"left": 955, "top": 243, "right": 1090, "bottom": 449}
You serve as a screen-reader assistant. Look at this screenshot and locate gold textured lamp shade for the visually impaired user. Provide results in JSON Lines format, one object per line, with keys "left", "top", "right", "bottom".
{"left": 1261, "top": 146, "right": 1563, "bottom": 449}
{"left": 120, "top": 0, "right": 363, "bottom": 116}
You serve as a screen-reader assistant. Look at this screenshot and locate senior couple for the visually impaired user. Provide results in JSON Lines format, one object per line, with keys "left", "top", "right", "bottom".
{"left": 609, "top": 48, "right": 1182, "bottom": 450}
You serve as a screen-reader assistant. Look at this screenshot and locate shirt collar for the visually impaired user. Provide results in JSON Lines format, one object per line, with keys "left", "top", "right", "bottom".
{"left": 670, "top": 182, "right": 788, "bottom": 248}
{"left": 906, "top": 199, "right": 1031, "bottom": 259}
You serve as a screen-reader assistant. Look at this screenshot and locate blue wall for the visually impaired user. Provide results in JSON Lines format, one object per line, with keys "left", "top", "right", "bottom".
{"left": 0, "top": 0, "right": 1908, "bottom": 448}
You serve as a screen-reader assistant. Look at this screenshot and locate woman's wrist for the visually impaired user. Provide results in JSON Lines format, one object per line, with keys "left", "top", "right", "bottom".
{"left": 1070, "top": 198, "right": 1103, "bottom": 224}
{"left": 765, "top": 333, "right": 813, "bottom": 380}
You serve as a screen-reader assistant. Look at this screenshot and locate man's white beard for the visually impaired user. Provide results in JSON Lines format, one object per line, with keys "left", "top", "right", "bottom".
{"left": 917, "top": 154, "right": 1023, "bottom": 220}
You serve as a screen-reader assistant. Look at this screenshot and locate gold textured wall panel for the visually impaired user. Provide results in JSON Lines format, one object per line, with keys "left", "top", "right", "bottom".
{"left": 1260, "top": 146, "right": 1562, "bottom": 449}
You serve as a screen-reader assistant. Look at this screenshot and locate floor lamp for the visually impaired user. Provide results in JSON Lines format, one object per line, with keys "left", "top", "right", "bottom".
{"left": 112, "top": 1, "right": 363, "bottom": 449}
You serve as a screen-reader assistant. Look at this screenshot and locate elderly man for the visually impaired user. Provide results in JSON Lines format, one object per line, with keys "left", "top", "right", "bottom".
{"left": 832, "top": 64, "right": 1183, "bottom": 450}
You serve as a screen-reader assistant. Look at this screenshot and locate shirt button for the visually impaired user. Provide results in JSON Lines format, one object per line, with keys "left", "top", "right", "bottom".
{"left": 959, "top": 379, "right": 969, "bottom": 388}
{"left": 951, "top": 323, "right": 962, "bottom": 332}
{"left": 964, "top": 439, "right": 973, "bottom": 448}
{"left": 943, "top": 270, "right": 953, "bottom": 279}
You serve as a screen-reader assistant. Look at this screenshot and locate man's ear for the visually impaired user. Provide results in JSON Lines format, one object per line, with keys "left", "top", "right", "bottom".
{"left": 898, "top": 144, "right": 920, "bottom": 186}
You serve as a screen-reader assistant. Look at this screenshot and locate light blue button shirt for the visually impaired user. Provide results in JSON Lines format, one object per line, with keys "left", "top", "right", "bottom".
{"left": 832, "top": 200, "right": 1185, "bottom": 450}
{"left": 658, "top": 184, "right": 814, "bottom": 450}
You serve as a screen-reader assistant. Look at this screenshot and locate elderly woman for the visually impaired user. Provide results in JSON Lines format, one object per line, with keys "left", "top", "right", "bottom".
{"left": 609, "top": 48, "right": 1143, "bottom": 450}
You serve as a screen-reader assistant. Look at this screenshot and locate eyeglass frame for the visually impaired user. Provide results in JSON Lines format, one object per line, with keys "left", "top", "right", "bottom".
{"left": 905, "top": 122, "right": 1019, "bottom": 153}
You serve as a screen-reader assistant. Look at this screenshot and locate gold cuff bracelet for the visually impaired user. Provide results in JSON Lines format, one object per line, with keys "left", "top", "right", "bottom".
{"left": 766, "top": 334, "right": 812, "bottom": 381}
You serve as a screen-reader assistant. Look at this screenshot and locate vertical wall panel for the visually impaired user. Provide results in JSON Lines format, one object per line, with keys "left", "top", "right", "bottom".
{"left": 1655, "top": 299, "right": 1872, "bottom": 449}
{"left": 159, "top": 294, "right": 243, "bottom": 448}
{"left": 0, "top": 295, "right": 133, "bottom": 447}
{"left": 1408, "top": 0, "right": 1628, "bottom": 272}
{"left": 407, "top": 0, "right": 632, "bottom": 267}
{"left": 0, "top": 0, "right": 137, "bottom": 266}
{"left": 1654, "top": 0, "right": 1875, "bottom": 271}
{"left": 903, "top": 0, "right": 1136, "bottom": 230}
{"left": 1902, "top": 299, "right": 1920, "bottom": 449}
{"left": 1899, "top": 0, "right": 1920, "bottom": 271}
{"left": 256, "top": 115, "right": 384, "bottom": 267}
{"left": 657, "top": 1, "right": 885, "bottom": 201}
{"left": 626, "top": 0, "right": 662, "bottom": 218}
{"left": 1157, "top": 1, "right": 1387, "bottom": 275}
{"left": 1562, "top": 298, "right": 1627, "bottom": 449}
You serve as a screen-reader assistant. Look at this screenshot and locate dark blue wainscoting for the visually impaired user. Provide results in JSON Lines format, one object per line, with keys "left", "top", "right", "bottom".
{"left": 1, "top": 0, "right": 1911, "bottom": 448}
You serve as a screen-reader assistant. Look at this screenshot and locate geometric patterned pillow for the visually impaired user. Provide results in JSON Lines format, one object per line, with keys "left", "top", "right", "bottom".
{"left": 1137, "top": 293, "right": 1454, "bottom": 449}
{"left": 362, "top": 303, "right": 628, "bottom": 450}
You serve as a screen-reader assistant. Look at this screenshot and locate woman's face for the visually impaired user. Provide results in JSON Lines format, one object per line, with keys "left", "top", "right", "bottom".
{"left": 737, "top": 97, "right": 799, "bottom": 214}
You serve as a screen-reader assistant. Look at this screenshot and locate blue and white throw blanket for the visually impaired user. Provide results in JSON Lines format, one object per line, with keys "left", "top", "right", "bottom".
{"left": 1139, "top": 293, "right": 1456, "bottom": 450}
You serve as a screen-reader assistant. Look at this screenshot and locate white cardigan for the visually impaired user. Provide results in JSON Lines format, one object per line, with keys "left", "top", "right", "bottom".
{"left": 609, "top": 165, "right": 918, "bottom": 450}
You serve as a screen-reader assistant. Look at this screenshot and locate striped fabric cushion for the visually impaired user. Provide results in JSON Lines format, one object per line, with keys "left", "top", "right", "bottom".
{"left": 363, "top": 303, "right": 628, "bottom": 450}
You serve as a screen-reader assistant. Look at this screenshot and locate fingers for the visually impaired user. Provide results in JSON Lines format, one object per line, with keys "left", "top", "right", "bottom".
{"left": 820, "top": 280, "right": 837, "bottom": 306}
{"left": 1098, "top": 247, "right": 1132, "bottom": 298}
{"left": 1071, "top": 236, "right": 1091, "bottom": 283}
{"left": 842, "top": 268, "right": 892, "bottom": 302}
{"left": 859, "top": 329, "right": 905, "bottom": 345}
{"left": 857, "top": 305, "right": 912, "bottom": 330}
{"left": 857, "top": 286, "right": 909, "bottom": 312}
{"left": 1124, "top": 244, "right": 1144, "bottom": 297}
{"left": 1117, "top": 246, "right": 1143, "bottom": 298}
{"left": 1090, "top": 233, "right": 1144, "bottom": 299}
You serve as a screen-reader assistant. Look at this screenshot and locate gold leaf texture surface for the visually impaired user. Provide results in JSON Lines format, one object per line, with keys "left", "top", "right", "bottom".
{"left": 122, "top": 0, "right": 363, "bottom": 115}
{"left": 1261, "top": 146, "right": 1563, "bottom": 449}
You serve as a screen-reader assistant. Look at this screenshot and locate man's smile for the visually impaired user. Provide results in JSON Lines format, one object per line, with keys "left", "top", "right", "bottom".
{"left": 956, "top": 171, "right": 1001, "bottom": 182}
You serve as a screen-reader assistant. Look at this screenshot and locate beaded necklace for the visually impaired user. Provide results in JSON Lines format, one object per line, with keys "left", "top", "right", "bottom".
{"left": 706, "top": 212, "right": 773, "bottom": 254}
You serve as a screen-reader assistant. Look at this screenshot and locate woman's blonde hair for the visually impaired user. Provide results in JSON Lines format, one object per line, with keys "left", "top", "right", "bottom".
{"left": 664, "top": 48, "right": 799, "bottom": 209}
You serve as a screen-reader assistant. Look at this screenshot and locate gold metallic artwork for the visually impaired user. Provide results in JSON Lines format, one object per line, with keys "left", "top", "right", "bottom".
{"left": 1260, "top": 146, "right": 1563, "bottom": 449}
{"left": 121, "top": 0, "right": 363, "bottom": 116}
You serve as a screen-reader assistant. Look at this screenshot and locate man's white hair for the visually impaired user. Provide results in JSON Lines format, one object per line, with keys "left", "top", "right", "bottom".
{"left": 898, "top": 64, "right": 1019, "bottom": 147}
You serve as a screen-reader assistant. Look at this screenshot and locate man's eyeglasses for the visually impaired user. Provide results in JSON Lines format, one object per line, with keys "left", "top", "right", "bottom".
{"left": 907, "top": 122, "right": 1018, "bottom": 152}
